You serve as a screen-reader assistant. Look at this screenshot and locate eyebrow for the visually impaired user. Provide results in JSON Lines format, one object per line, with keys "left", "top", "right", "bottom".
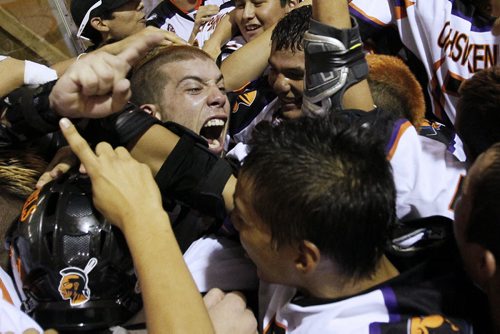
{"left": 177, "top": 75, "right": 224, "bottom": 87}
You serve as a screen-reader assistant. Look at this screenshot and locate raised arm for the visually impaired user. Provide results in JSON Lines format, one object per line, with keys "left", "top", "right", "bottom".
{"left": 303, "top": 0, "right": 373, "bottom": 114}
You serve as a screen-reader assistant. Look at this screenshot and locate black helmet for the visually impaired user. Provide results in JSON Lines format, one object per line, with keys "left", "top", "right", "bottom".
{"left": 7, "top": 172, "right": 142, "bottom": 332}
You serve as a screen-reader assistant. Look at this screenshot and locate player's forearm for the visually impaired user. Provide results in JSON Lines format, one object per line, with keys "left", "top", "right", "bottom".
{"left": 312, "top": 0, "right": 374, "bottom": 111}
{"left": 221, "top": 24, "right": 273, "bottom": 91}
{"left": 122, "top": 210, "right": 215, "bottom": 334}
{"left": 129, "top": 124, "right": 180, "bottom": 175}
{"left": 0, "top": 57, "right": 25, "bottom": 97}
{"left": 313, "top": 0, "right": 350, "bottom": 28}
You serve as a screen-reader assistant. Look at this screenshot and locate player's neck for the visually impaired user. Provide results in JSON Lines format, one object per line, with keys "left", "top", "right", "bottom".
{"left": 301, "top": 255, "right": 399, "bottom": 300}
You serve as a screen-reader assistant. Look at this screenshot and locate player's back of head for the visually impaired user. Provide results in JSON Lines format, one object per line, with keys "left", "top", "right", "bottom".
{"left": 241, "top": 114, "right": 396, "bottom": 280}
{"left": 456, "top": 66, "right": 500, "bottom": 163}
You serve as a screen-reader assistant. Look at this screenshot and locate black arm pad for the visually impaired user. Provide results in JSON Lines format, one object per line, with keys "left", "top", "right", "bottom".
{"left": 3, "top": 81, "right": 60, "bottom": 140}
{"left": 155, "top": 125, "right": 237, "bottom": 222}
{"left": 100, "top": 103, "right": 161, "bottom": 147}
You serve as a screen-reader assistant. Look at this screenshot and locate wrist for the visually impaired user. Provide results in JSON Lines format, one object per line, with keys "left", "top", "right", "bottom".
{"left": 121, "top": 209, "right": 171, "bottom": 238}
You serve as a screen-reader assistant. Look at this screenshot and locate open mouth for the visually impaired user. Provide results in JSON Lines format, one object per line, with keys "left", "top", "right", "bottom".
{"left": 200, "top": 117, "right": 227, "bottom": 154}
{"left": 245, "top": 24, "right": 261, "bottom": 32}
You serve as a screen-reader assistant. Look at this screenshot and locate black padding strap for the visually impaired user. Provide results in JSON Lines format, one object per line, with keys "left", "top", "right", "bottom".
{"left": 155, "top": 126, "right": 235, "bottom": 222}
{"left": 3, "top": 81, "right": 60, "bottom": 138}
{"left": 100, "top": 103, "right": 161, "bottom": 147}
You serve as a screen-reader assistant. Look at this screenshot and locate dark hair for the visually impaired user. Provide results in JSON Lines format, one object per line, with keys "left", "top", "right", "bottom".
{"left": 240, "top": 114, "right": 396, "bottom": 280}
{"left": 271, "top": 5, "right": 311, "bottom": 53}
{"left": 466, "top": 143, "right": 500, "bottom": 259}
{"left": 456, "top": 66, "right": 500, "bottom": 163}
{"left": 130, "top": 45, "right": 213, "bottom": 109}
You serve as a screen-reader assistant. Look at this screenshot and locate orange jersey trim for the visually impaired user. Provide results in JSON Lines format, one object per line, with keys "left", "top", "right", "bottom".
{"left": 387, "top": 120, "right": 412, "bottom": 161}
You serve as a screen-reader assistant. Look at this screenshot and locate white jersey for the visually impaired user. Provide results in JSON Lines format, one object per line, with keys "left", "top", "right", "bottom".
{"left": 183, "top": 234, "right": 258, "bottom": 292}
{"left": 260, "top": 262, "right": 475, "bottom": 333}
{"left": 227, "top": 99, "right": 462, "bottom": 220}
{"left": 349, "top": 0, "right": 499, "bottom": 160}
{"left": 0, "top": 268, "right": 43, "bottom": 333}
{"left": 147, "top": 0, "right": 234, "bottom": 43}
{"left": 388, "top": 119, "right": 465, "bottom": 220}
{"left": 195, "top": 6, "right": 234, "bottom": 48}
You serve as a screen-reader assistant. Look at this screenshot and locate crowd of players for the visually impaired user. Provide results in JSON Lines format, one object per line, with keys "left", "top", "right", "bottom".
{"left": 1, "top": 0, "right": 500, "bottom": 332}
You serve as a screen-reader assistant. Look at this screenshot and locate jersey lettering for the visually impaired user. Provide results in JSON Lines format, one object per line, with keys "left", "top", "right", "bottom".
{"left": 437, "top": 21, "right": 498, "bottom": 73}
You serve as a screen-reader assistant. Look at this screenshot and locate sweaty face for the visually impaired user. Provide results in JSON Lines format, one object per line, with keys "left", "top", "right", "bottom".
{"left": 231, "top": 177, "right": 296, "bottom": 284}
{"left": 233, "top": 0, "right": 291, "bottom": 42}
{"left": 268, "top": 47, "right": 305, "bottom": 119}
{"left": 105, "top": 0, "right": 146, "bottom": 40}
{"left": 158, "top": 58, "right": 229, "bottom": 156}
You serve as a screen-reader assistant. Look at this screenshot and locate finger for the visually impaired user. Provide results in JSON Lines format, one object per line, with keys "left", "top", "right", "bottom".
{"left": 115, "top": 146, "right": 132, "bottom": 159}
{"left": 110, "top": 78, "right": 132, "bottom": 113}
{"left": 220, "top": 291, "right": 247, "bottom": 310}
{"left": 79, "top": 163, "right": 87, "bottom": 174}
{"left": 117, "top": 32, "right": 165, "bottom": 68}
{"left": 36, "top": 172, "right": 54, "bottom": 189}
{"left": 59, "top": 118, "right": 98, "bottom": 173}
{"left": 95, "top": 141, "right": 115, "bottom": 156}
{"left": 87, "top": 56, "right": 116, "bottom": 96}
{"left": 203, "top": 288, "right": 225, "bottom": 309}
{"left": 74, "top": 65, "right": 100, "bottom": 97}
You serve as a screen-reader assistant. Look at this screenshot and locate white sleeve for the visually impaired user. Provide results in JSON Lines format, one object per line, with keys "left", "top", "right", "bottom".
{"left": 0, "top": 269, "right": 43, "bottom": 333}
{"left": 349, "top": 0, "right": 396, "bottom": 27}
{"left": 0, "top": 56, "right": 7, "bottom": 62}
{"left": 388, "top": 121, "right": 422, "bottom": 220}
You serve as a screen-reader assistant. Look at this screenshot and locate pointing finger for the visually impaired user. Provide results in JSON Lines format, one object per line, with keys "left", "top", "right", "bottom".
{"left": 59, "top": 118, "right": 98, "bottom": 173}
{"left": 117, "top": 32, "right": 165, "bottom": 68}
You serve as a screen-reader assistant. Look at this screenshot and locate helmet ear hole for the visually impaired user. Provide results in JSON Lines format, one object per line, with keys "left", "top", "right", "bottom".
{"left": 44, "top": 192, "right": 59, "bottom": 218}
{"left": 44, "top": 231, "right": 54, "bottom": 256}
{"left": 99, "top": 230, "right": 107, "bottom": 254}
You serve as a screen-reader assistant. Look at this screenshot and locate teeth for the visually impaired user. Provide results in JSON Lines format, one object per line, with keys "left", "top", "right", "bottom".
{"left": 204, "top": 119, "right": 225, "bottom": 127}
{"left": 246, "top": 25, "right": 259, "bottom": 31}
{"left": 208, "top": 139, "right": 220, "bottom": 149}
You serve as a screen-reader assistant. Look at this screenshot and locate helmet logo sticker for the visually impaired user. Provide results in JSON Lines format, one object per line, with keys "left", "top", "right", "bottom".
{"left": 20, "top": 188, "right": 41, "bottom": 222}
{"left": 58, "top": 258, "right": 98, "bottom": 306}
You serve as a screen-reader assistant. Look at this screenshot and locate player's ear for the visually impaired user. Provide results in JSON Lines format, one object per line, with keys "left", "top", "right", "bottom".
{"left": 140, "top": 104, "right": 162, "bottom": 120}
{"left": 90, "top": 17, "right": 109, "bottom": 33}
{"left": 286, "top": 0, "right": 298, "bottom": 10}
{"left": 467, "top": 243, "right": 496, "bottom": 289}
{"left": 294, "top": 240, "right": 320, "bottom": 274}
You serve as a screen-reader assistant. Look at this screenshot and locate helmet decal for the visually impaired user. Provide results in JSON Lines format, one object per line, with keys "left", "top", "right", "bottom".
{"left": 20, "top": 188, "right": 41, "bottom": 222}
{"left": 58, "top": 257, "right": 98, "bottom": 306}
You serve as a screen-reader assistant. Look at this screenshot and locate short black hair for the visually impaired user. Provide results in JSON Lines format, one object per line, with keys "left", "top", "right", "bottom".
{"left": 456, "top": 66, "right": 500, "bottom": 163}
{"left": 466, "top": 143, "right": 500, "bottom": 259}
{"left": 240, "top": 114, "right": 396, "bottom": 280}
{"left": 271, "top": 5, "right": 311, "bottom": 52}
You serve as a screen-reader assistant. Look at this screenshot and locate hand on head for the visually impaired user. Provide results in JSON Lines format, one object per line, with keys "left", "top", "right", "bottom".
{"left": 49, "top": 32, "right": 164, "bottom": 119}
{"left": 59, "top": 118, "right": 163, "bottom": 231}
